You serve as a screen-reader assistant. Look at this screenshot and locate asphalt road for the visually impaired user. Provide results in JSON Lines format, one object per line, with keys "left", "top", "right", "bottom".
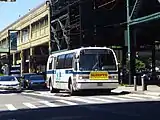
{"left": 0, "top": 90, "right": 159, "bottom": 120}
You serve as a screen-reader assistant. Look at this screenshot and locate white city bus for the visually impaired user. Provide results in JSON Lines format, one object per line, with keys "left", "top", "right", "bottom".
{"left": 46, "top": 47, "right": 119, "bottom": 95}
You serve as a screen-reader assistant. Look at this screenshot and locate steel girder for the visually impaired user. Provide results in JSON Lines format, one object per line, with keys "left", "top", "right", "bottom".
{"left": 50, "top": 14, "right": 70, "bottom": 50}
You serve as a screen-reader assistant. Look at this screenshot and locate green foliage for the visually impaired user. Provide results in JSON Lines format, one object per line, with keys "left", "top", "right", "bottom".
{"left": 0, "top": 73, "right": 4, "bottom": 76}
{"left": 135, "top": 59, "right": 145, "bottom": 70}
{"left": 126, "top": 58, "right": 145, "bottom": 70}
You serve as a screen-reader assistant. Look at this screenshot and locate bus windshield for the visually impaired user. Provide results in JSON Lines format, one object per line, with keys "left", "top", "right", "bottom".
{"left": 79, "top": 49, "right": 117, "bottom": 71}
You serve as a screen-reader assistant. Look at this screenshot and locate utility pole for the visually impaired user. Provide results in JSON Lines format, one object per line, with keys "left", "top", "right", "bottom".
{"left": 126, "top": 0, "right": 160, "bottom": 85}
{"left": 8, "top": 30, "right": 11, "bottom": 75}
{"left": 126, "top": 0, "right": 132, "bottom": 85}
{"left": 46, "top": 0, "right": 52, "bottom": 55}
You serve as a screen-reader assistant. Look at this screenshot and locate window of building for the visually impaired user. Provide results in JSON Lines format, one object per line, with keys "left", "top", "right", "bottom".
{"left": 17, "top": 33, "right": 20, "bottom": 45}
{"left": 22, "top": 26, "right": 29, "bottom": 43}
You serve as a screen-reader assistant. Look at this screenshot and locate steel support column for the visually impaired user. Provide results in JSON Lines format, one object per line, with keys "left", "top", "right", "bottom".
{"left": 152, "top": 41, "right": 156, "bottom": 80}
{"left": 7, "top": 30, "right": 11, "bottom": 75}
{"left": 126, "top": 0, "right": 132, "bottom": 85}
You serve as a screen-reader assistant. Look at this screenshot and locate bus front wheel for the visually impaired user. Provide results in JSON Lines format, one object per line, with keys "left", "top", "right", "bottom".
{"left": 69, "top": 80, "right": 76, "bottom": 96}
{"left": 49, "top": 81, "right": 54, "bottom": 93}
{"left": 49, "top": 81, "right": 59, "bottom": 93}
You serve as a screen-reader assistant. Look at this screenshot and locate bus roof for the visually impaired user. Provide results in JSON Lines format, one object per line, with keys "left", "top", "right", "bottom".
{"left": 49, "top": 47, "right": 113, "bottom": 57}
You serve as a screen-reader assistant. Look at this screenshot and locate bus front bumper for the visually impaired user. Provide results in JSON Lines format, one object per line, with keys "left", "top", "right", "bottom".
{"left": 74, "top": 81, "right": 119, "bottom": 91}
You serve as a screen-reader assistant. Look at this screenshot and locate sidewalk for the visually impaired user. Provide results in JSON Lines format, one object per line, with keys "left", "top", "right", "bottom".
{"left": 113, "top": 85, "right": 160, "bottom": 96}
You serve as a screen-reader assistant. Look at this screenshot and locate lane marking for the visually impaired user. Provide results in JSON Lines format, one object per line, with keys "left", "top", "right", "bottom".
{"left": 23, "top": 103, "right": 37, "bottom": 109}
{"left": 5, "top": 104, "right": 17, "bottom": 111}
{"left": 99, "top": 96, "right": 130, "bottom": 101}
{"left": 56, "top": 99, "right": 78, "bottom": 105}
{"left": 69, "top": 97, "right": 99, "bottom": 104}
{"left": 22, "top": 92, "right": 62, "bottom": 99}
{"left": 129, "top": 94, "right": 160, "bottom": 99}
{"left": 87, "top": 97, "right": 116, "bottom": 103}
{"left": 39, "top": 101, "right": 59, "bottom": 107}
{"left": 119, "top": 95, "right": 145, "bottom": 100}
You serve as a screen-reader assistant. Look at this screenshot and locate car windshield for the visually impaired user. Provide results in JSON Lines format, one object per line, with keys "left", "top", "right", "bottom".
{"left": 29, "top": 75, "right": 44, "bottom": 80}
{"left": 79, "top": 49, "right": 117, "bottom": 71}
{"left": 0, "top": 76, "right": 16, "bottom": 81}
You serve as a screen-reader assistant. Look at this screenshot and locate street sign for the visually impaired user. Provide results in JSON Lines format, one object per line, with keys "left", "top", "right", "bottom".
{"left": 10, "top": 32, "right": 18, "bottom": 50}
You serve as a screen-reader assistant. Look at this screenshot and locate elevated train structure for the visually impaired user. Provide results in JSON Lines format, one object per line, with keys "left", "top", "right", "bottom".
{"left": 48, "top": 0, "right": 160, "bottom": 83}
{"left": 49, "top": 0, "right": 126, "bottom": 51}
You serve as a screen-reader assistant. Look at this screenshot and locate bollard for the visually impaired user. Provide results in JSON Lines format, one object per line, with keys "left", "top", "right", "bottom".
{"left": 141, "top": 75, "right": 146, "bottom": 91}
{"left": 134, "top": 76, "right": 137, "bottom": 91}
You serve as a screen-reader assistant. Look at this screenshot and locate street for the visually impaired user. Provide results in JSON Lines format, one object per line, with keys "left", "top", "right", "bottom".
{"left": 0, "top": 90, "right": 160, "bottom": 120}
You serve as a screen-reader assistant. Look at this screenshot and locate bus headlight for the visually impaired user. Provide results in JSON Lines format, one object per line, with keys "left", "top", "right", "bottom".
{"left": 109, "top": 75, "right": 118, "bottom": 80}
{"left": 78, "top": 75, "right": 89, "bottom": 80}
{"left": 79, "top": 76, "right": 83, "bottom": 79}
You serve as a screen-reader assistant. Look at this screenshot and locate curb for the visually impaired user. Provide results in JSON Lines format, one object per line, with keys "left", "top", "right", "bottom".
{"left": 143, "top": 91, "right": 160, "bottom": 96}
{"left": 128, "top": 90, "right": 160, "bottom": 97}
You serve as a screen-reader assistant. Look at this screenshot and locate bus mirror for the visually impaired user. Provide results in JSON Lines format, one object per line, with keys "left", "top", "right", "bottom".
{"left": 76, "top": 59, "right": 79, "bottom": 62}
{"left": 76, "top": 55, "right": 79, "bottom": 59}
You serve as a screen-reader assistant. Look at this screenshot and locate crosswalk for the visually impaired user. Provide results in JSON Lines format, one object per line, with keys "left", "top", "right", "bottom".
{"left": 0, "top": 93, "right": 160, "bottom": 112}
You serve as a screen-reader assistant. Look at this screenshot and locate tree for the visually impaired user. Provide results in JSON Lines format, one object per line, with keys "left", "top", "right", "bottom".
{"left": 126, "top": 58, "right": 145, "bottom": 71}
{"left": 135, "top": 59, "right": 145, "bottom": 71}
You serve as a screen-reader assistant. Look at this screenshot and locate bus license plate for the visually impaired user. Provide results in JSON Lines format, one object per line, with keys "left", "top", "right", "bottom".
{"left": 97, "top": 83, "right": 103, "bottom": 86}
{"left": 89, "top": 71, "right": 109, "bottom": 80}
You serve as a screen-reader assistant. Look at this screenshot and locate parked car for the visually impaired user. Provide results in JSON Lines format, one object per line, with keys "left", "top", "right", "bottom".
{"left": 0, "top": 75, "right": 21, "bottom": 92}
{"left": 21, "top": 73, "right": 37, "bottom": 89}
{"left": 25, "top": 75, "right": 46, "bottom": 89}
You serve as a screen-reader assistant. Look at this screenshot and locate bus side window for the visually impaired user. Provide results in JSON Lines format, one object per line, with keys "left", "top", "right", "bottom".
{"left": 64, "top": 53, "right": 74, "bottom": 69}
{"left": 49, "top": 57, "right": 53, "bottom": 70}
{"left": 56, "top": 55, "right": 65, "bottom": 69}
{"left": 53, "top": 57, "right": 57, "bottom": 69}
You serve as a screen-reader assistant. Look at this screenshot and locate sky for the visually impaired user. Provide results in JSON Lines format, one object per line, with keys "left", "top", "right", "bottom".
{"left": 0, "top": 0, "right": 45, "bottom": 31}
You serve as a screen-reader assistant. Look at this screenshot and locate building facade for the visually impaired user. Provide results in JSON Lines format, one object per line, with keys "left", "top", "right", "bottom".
{"left": 0, "top": 2, "right": 50, "bottom": 73}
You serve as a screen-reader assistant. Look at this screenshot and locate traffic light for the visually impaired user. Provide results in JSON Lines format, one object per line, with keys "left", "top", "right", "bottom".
{"left": 0, "top": 0, "right": 16, "bottom": 2}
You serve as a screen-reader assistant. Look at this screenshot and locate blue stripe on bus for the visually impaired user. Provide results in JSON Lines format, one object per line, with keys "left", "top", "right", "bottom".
{"left": 46, "top": 70, "right": 118, "bottom": 75}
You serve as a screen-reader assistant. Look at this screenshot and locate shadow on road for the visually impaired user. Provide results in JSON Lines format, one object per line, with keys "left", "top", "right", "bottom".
{"left": 22, "top": 88, "right": 49, "bottom": 93}
{"left": 0, "top": 90, "right": 22, "bottom": 94}
{"left": 0, "top": 101, "right": 159, "bottom": 120}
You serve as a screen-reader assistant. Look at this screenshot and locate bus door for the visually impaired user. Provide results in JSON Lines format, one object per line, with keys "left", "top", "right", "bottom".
{"left": 52, "top": 57, "right": 56, "bottom": 87}
{"left": 62, "top": 53, "right": 74, "bottom": 89}
{"left": 55, "top": 54, "right": 65, "bottom": 89}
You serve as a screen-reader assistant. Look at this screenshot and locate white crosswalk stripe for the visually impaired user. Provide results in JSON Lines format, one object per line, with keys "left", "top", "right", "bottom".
{"left": 98, "top": 95, "right": 130, "bottom": 101}
{"left": 39, "top": 101, "right": 59, "bottom": 107}
{"left": 23, "top": 103, "right": 37, "bottom": 109}
{"left": 128, "top": 94, "right": 160, "bottom": 99}
{"left": 1, "top": 92, "right": 160, "bottom": 112}
{"left": 67, "top": 97, "right": 100, "bottom": 104}
{"left": 86, "top": 96, "right": 117, "bottom": 103}
{"left": 56, "top": 100, "right": 78, "bottom": 105}
{"left": 118, "top": 95, "right": 146, "bottom": 100}
{"left": 5, "top": 104, "right": 17, "bottom": 111}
